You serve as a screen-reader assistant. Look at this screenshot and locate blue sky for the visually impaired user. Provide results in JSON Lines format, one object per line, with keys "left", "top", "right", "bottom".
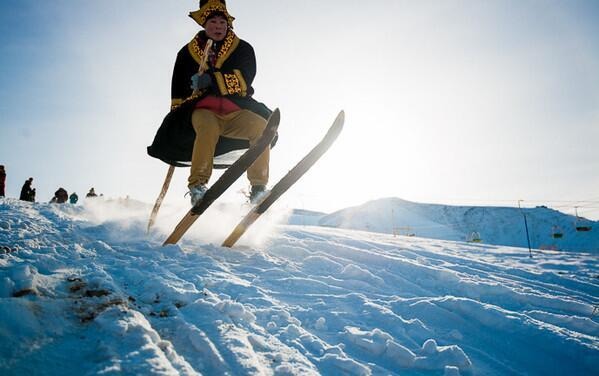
{"left": 1, "top": 0, "right": 598, "bottom": 218}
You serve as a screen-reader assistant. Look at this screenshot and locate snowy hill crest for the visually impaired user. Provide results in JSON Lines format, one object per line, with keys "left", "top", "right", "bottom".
{"left": 319, "top": 198, "right": 599, "bottom": 253}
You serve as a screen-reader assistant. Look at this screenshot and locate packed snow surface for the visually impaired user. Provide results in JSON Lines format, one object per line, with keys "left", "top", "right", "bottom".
{"left": 1, "top": 198, "right": 598, "bottom": 375}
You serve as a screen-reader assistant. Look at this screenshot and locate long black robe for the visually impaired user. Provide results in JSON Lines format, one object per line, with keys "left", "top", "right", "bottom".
{"left": 147, "top": 30, "right": 272, "bottom": 166}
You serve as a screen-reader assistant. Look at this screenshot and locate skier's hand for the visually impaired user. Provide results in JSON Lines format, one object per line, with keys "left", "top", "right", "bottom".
{"left": 190, "top": 73, "right": 212, "bottom": 91}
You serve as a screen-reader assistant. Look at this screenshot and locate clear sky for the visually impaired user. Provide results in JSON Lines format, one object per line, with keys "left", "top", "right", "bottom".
{"left": 1, "top": 0, "right": 598, "bottom": 219}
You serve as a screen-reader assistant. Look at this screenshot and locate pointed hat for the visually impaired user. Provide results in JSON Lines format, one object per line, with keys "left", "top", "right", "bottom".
{"left": 189, "top": 0, "right": 235, "bottom": 28}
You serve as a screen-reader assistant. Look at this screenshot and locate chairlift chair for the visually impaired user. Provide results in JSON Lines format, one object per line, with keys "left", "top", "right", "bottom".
{"left": 574, "top": 207, "right": 593, "bottom": 232}
{"left": 575, "top": 224, "right": 592, "bottom": 232}
{"left": 551, "top": 226, "right": 563, "bottom": 239}
{"left": 468, "top": 231, "right": 482, "bottom": 243}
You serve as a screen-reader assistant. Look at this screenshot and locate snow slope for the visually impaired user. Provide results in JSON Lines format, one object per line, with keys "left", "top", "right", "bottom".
{"left": 319, "top": 198, "right": 599, "bottom": 253}
{"left": 1, "top": 197, "right": 598, "bottom": 375}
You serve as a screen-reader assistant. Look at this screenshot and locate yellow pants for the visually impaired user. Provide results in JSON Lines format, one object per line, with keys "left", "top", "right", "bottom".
{"left": 189, "top": 109, "right": 269, "bottom": 188}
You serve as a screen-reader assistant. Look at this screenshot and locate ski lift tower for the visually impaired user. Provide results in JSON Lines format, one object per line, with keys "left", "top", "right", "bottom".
{"left": 518, "top": 200, "right": 533, "bottom": 258}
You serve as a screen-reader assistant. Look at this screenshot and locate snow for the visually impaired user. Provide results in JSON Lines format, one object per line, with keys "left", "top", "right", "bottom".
{"left": 1, "top": 197, "right": 598, "bottom": 375}
{"left": 318, "top": 198, "right": 599, "bottom": 253}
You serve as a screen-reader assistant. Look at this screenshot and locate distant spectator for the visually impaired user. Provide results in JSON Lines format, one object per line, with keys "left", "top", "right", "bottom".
{"left": 50, "top": 188, "right": 68, "bottom": 204}
{"left": 86, "top": 187, "right": 98, "bottom": 198}
{"left": 0, "top": 165, "right": 5, "bottom": 197}
{"left": 19, "top": 178, "right": 35, "bottom": 202}
{"left": 69, "top": 192, "right": 79, "bottom": 204}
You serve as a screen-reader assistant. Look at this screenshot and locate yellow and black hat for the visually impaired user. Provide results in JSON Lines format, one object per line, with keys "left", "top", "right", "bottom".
{"left": 189, "top": 0, "right": 235, "bottom": 28}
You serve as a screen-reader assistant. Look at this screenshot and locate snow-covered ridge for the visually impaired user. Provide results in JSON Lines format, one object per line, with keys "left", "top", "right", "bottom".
{"left": 1, "top": 198, "right": 598, "bottom": 375}
{"left": 318, "top": 198, "right": 599, "bottom": 253}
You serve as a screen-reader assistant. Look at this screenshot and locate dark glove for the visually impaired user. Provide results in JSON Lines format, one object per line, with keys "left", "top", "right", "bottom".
{"left": 190, "top": 73, "right": 212, "bottom": 91}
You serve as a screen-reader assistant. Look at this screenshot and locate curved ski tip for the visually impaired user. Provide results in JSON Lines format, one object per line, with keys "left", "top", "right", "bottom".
{"left": 336, "top": 110, "right": 345, "bottom": 124}
{"left": 270, "top": 108, "right": 281, "bottom": 123}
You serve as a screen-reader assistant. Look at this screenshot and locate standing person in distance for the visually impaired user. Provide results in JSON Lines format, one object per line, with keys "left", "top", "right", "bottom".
{"left": 69, "top": 192, "right": 79, "bottom": 204}
{"left": 50, "top": 188, "right": 68, "bottom": 204}
{"left": 0, "top": 165, "right": 5, "bottom": 197}
{"left": 19, "top": 177, "right": 35, "bottom": 202}
{"left": 86, "top": 187, "right": 98, "bottom": 198}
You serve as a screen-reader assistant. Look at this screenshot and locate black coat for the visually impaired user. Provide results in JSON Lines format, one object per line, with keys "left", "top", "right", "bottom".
{"left": 19, "top": 181, "right": 33, "bottom": 201}
{"left": 147, "top": 30, "right": 272, "bottom": 166}
{"left": 0, "top": 170, "right": 5, "bottom": 196}
{"left": 53, "top": 188, "right": 68, "bottom": 204}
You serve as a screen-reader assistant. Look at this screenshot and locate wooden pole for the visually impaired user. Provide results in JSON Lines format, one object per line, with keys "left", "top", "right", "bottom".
{"left": 147, "top": 39, "right": 214, "bottom": 232}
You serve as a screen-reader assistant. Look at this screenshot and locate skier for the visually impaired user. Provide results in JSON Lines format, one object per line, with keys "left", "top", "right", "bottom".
{"left": 0, "top": 165, "right": 5, "bottom": 197}
{"left": 19, "top": 178, "right": 35, "bottom": 202}
{"left": 69, "top": 192, "right": 79, "bottom": 204}
{"left": 147, "top": 0, "right": 273, "bottom": 206}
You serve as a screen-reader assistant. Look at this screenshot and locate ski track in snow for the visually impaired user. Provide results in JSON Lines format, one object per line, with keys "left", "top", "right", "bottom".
{"left": 0, "top": 198, "right": 598, "bottom": 375}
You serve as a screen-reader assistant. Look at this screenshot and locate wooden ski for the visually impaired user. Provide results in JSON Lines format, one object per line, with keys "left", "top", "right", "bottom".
{"left": 222, "top": 110, "right": 344, "bottom": 248}
{"left": 163, "top": 109, "right": 280, "bottom": 245}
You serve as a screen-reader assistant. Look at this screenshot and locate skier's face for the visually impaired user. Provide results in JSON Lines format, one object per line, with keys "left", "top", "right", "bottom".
{"left": 204, "top": 16, "right": 228, "bottom": 41}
